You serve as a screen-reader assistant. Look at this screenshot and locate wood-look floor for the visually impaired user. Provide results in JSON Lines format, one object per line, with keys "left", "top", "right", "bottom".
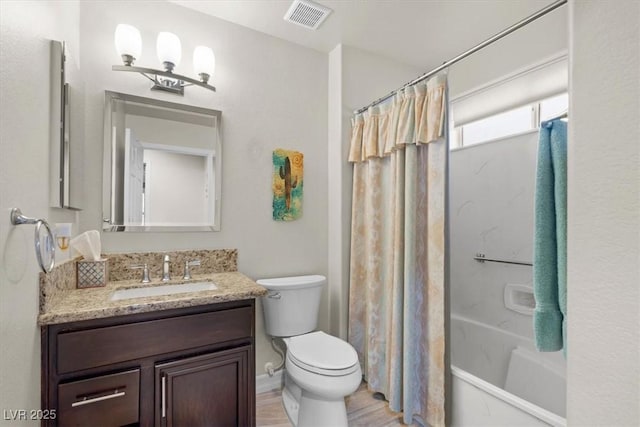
{"left": 256, "top": 382, "right": 407, "bottom": 426}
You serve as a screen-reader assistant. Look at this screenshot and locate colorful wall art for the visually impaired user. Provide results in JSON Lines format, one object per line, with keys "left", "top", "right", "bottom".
{"left": 272, "top": 149, "right": 303, "bottom": 221}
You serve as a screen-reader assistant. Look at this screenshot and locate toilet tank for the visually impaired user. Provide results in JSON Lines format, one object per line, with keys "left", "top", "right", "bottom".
{"left": 257, "top": 275, "right": 325, "bottom": 337}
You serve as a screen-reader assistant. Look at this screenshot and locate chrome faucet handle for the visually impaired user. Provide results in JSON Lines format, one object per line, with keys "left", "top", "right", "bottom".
{"left": 130, "top": 263, "right": 150, "bottom": 283}
{"left": 183, "top": 259, "right": 201, "bottom": 280}
{"left": 162, "top": 255, "right": 171, "bottom": 282}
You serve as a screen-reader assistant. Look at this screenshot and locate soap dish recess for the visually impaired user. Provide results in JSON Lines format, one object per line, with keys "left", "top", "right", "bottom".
{"left": 504, "top": 283, "right": 536, "bottom": 315}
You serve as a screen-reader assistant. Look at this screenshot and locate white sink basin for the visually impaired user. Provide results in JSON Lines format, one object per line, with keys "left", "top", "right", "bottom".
{"left": 110, "top": 282, "right": 218, "bottom": 301}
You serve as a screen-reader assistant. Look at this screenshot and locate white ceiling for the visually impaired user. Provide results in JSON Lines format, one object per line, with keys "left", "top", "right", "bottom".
{"left": 169, "top": 0, "right": 557, "bottom": 71}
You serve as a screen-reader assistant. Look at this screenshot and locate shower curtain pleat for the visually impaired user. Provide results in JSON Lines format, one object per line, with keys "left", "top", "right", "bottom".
{"left": 348, "top": 74, "right": 447, "bottom": 426}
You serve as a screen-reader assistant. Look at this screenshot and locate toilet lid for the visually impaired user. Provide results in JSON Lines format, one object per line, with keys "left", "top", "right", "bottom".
{"left": 287, "top": 331, "right": 359, "bottom": 372}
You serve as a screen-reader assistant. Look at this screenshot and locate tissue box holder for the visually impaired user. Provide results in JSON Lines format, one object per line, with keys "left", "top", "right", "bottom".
{"left": 77, "top": 259, "right": 108, "bottom": 288}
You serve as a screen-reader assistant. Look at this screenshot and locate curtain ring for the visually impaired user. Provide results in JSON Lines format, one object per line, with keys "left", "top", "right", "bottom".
{"left": 35, "top": 220, "right": 55, "bottom": 273}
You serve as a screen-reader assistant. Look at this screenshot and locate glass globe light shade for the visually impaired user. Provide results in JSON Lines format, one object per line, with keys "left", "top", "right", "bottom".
{"left": 157, "top": 32, "right": 181, "bottom": 71}
{"left": 114, "top": 24, "right": 142, "bottom": 65}
{"left": 193, "top": 46, "right": 215, "bottom": 83}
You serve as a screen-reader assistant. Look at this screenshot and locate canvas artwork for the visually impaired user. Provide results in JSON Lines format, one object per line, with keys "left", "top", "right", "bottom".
{"left": 272, "top": 149, "right": 303, "bottom": 221}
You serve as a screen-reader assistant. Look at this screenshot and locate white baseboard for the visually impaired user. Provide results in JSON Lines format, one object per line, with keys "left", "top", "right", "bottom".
{"left": 256, "top": 370, "right": 284, "bottom": 394}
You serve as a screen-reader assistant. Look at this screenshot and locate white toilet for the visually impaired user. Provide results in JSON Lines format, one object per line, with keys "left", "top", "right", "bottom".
{"left": 257, "top": 275, "right": 362, "bottom": 427}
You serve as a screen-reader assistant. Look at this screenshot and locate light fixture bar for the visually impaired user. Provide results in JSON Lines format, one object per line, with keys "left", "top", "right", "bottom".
{"left": 112, "top": 65, "right": 216, "bottom": 93}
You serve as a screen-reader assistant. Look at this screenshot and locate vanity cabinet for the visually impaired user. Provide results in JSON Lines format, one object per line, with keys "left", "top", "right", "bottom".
{"left": 41, "top": 300, "right": 256, "bottom": 427}
{"left": 155, "top": 346, "right": 250, "bottom": 427}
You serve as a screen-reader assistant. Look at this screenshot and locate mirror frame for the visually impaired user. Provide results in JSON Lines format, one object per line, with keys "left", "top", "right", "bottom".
{"left": 102, "top": 91, "right": 222, "bottom": 232}
{"left": 50, "top": 40, "right": 83, "bottom": 210}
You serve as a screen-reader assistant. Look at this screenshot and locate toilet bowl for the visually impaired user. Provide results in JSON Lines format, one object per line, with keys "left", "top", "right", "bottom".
{"left": 283, "top": 331, "right": 362, "bottom": 426}
{"left": 257, "top": 275, "right": 362, "bottom": 427}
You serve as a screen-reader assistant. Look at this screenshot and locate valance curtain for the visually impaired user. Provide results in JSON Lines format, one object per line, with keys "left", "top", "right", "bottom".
{"left": 348, "top": 74, "right": 447, "bottom": 426}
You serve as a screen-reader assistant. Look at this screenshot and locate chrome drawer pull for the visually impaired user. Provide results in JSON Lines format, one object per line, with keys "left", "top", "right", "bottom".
{"left": 161, "top": 376, "right": 167, "bottom": 418}
{"left": 71, "top": 390, "right": 125, "bottom": 407}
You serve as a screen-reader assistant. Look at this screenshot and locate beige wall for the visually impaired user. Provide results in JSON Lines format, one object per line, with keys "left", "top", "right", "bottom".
{"left": 0, "top": 1, "right": 80, "bottom": 424}
{"left": 567, "top": 0, "right": 640, "bottom": 424}
{"left": 142, "top": 150, "right": 208, "bottom": 225}
{"left": 77, "top": 1, "right": 328, "bottom": 374}
{"left": 448, "top": 4, "right": 567, "bottom": 98}
{"left": 126, "top": 114, "right": 214, "bottom": 151}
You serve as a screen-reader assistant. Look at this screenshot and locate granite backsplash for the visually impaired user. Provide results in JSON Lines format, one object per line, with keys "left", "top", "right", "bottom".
{"left": 39, "top": 249, "right": 238, "bottom": 315}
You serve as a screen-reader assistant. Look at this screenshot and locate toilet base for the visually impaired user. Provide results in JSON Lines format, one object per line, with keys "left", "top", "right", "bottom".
{"left": 282, "top": 373, "right": 301, "bottom": 426}
{"left": 282, "top": 370, "right": 350, "bottom": 427}
{"left": 298, "top": 391, "right": 349, "bottom": 427}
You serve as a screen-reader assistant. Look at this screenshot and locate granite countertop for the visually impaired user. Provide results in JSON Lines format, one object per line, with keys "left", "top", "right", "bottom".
{"left": 38, "top": 272, "right": 267, "bottom": 325}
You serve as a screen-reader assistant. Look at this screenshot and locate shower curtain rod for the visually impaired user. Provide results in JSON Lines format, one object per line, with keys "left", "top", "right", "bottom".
{"left": 546, "top": 111, "right": 568, "bottom": 122}
{"left": 353, "top": 0, "right": 568, "bottom": 115}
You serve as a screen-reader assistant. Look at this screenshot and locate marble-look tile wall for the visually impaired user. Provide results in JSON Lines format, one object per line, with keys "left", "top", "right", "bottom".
{"left": 450, "top": 131, "right": 538, "bottom": 339}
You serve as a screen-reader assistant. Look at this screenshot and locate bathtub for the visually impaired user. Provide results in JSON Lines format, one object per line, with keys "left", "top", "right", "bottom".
{"left": 450, "top": 314, "right": 566, "bottom": 426}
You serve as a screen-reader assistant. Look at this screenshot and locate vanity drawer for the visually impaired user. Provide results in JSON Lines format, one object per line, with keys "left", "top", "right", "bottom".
{"left": 57, "top": 306, "right": 252, "bottom": 374}
{"left": 58, "top": 369, "right": 139, "bottom": 427}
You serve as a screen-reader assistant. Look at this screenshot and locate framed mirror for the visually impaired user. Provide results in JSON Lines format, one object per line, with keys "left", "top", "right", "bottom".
{"left": 103, "top": 91, "right": 222, "bottom": 232}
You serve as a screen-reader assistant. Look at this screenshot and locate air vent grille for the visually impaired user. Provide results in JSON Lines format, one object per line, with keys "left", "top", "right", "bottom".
{"left": 284, "top": 0, "right": 332, "bottom": 30}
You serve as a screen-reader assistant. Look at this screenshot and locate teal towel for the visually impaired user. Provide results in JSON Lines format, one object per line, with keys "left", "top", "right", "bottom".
{"left": 533, "top": 119, "right": 567, "bottom": 353}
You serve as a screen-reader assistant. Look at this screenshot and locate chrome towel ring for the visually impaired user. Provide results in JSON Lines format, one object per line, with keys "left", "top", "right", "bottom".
{"left": 10, "top": 208, "right": 56, "bottom": 273}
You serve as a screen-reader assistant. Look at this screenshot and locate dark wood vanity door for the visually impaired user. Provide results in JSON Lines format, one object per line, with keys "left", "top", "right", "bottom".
{"left": 155, "top": 346, "right": 250, "bottom": 427}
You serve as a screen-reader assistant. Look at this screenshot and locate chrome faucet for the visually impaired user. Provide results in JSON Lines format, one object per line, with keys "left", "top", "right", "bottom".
{"left": 162, "top": 255, "right": 171, "bottom": 282}
{"left": 130, "top": 263, "right": 151, "bottom": 283}
{"left": 183, "top": 259, "right": 201, "bottom": 280}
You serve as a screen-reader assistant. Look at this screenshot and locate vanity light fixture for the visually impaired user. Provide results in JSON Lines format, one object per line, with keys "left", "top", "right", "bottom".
{"left": 156, "top": 31, "right": 181, "bottom": 72}
{"left": 114, "top": 24, "right": 142, "bottom": 66}
{"left": 112, "top": 24, "right": 216, "bottom": 96}
{"left": 193, "top": 46, "right": 215, "bottom": 85}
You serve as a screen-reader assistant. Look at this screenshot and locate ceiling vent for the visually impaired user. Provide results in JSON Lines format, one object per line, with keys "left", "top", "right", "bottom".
{"left": 284, "top": 0, "right": 332, "bottom": 30}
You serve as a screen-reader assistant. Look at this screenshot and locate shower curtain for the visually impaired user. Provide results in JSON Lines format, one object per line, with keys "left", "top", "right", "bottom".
{"left": 348, "top": 74, "right": 447, "bottom": 426}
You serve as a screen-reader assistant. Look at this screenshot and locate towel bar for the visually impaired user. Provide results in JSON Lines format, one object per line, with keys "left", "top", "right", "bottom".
{"left": 473, "top": 253, "right": 533, "bottom": 267}
{"left": 10, "top": 208, "right": 55, "bottom": 273}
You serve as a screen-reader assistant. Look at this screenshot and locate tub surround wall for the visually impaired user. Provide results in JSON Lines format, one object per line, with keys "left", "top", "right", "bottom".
{"left": 450, "top": 131, "right": 539, "bottom": 339}
{"left": 449, "top": 131, "right": 569, "bottom": 421}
